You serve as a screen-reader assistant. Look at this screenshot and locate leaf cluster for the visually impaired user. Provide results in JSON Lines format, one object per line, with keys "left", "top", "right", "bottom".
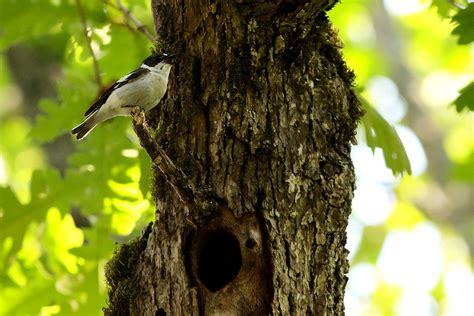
{"left": 0, "top": 0, "right": 156, "bottom": 314}
{"left": 431, "top": 1, "right": 474, "bottom": 112}
{"left": 450, "top": 3, "right": 474, "bottom": 112}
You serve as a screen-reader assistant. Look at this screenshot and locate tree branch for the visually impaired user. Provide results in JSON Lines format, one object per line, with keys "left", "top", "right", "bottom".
{"left": 75, "top": 0, "right": 102, "bottom": 88}
{"left": 131, "top": 108, "right": 200, "bottom": 210}
{"left": 105, "top": 0, "right": 157, "bottom": 43}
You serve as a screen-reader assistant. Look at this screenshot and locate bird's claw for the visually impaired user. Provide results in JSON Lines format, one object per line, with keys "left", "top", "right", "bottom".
{"left": 131, "top": 106, "right": 143, "bottom": 116}
{"left": 131, "top": 107, "right": 146, "bottom": 125}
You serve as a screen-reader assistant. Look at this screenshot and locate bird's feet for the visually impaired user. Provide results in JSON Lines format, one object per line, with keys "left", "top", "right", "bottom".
{"left": 131, "top": 106, "right": 146, "bottom": 126}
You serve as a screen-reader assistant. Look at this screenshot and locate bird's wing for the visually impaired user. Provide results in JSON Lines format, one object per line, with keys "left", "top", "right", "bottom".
{"left": 84, "top": 67, "right": 151, "bottom": 117}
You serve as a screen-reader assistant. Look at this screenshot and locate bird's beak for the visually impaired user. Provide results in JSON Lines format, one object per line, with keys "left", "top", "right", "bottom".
{"left": 163, "top": 54, "right": 175, "bottom": 64}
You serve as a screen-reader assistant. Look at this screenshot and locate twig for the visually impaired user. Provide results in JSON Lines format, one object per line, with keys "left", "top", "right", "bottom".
{"left": 447, "top": 0, "right": 465, "bottom": 10}
{"left": 75, "top": 0, "right": 102, "bottom": 88}
{"left": 110, "top": 21, "right": 136, "bottom": 33}
{"left": 115, "top": 0, "right": 156, "bottom": 42}
{"left": 105, "top": 0, "right": 157, "bottom": 42}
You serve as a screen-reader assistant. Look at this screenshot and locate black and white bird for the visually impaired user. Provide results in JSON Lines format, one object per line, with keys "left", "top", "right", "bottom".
{"left": 72, "top": 53, "right": 173, "bottom": 140}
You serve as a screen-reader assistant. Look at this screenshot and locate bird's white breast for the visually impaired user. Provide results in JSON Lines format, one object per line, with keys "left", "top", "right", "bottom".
{"left": 104, "top": 64, "right": 171, "bottom": 117}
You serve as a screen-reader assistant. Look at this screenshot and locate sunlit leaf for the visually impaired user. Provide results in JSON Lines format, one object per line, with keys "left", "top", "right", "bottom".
{"left": 352, "top": 226, "right": 386, "bottom": 264}
{"left": 0, "top": 186, "right": 34, "bottom": 261}
{"left": 359, "top": 95, "right": 412, "bottom": 176}
{"left": 429, "top": 0, "right": 457, "bottom": 17}
{"left": 6, "top": 260, "right": 28, "bottom": 287}
{"left": 138, "top": 149, "right": 152, "bottom": 197}
{"left": 453, "top": 81, "right": 474, "bottom": 112}
{"left": 0, "top": 168, "right": 69, "bottom": 267}
{"left": 69, "top": 226, "right": 115, "bottom": 261}
{"left": 444, "top": 117, "right": 474, "bottom": 167}
{"left": 15, "top": 223, "right": 42, "bottom": 269}
{"left": 0, "top": 0, "right": 76, "bottom": 49}
{"left": 110, "top": 199, "right": 149, "bottom": 236}
{"left": 451, "top": 151, "right": 474, "bottom": 182}
{"left": 372, "top": 282, "right": 403, "bottom": 315}
{"left": 0, "top": 274, "right": 59, "bottom": 315}
{"left": 99, "top": 26, "right": 152, "bottom": 83}
{"left": 452, "top": 3, "right": 474, "bottom": 45}
{"left": 385, "top": 202, "right": 425, "bottom": 230}
{"left": 43, "top": 208, "right": 84, "bottom": 274}
{"left": 31, "top": 64, "right": 97, "bottom": 142}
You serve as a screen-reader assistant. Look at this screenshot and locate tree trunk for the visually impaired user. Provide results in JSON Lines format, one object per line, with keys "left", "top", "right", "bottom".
{"left": 105, "top": 0, "right": 361, "bottom": 315}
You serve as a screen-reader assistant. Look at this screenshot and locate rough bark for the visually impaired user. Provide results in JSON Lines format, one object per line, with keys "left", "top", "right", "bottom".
{"left": 105, "top": 0, "right": 361, "bottom": 315}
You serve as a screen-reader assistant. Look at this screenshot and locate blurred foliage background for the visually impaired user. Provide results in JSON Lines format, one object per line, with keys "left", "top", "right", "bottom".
{"left": 0, "top": 0, "right": 472, "bottom": 315}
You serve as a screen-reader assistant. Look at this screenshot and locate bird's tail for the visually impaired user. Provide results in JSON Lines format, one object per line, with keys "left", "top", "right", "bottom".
{"left": 71, "top": 112, "right": 99, "bottom": 140}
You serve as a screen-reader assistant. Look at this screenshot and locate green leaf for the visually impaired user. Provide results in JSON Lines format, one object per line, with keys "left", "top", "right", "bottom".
{"left": 31, "top": 99, "right": 68, "bottom": 141}
{"left": 429, "top": 0, "right": 457, "bottom": 17}
{"left": 352, "top": 226, "right": 387, "bottom": 264}
{"left": 359, "top": 96, "right": 412, "bottom": 176}
{"left": 452, "top": 3, "right": 474, "bottom": 45}
{"left": 0, "top": 0, "right": 76, "bottom": 49}
{"left": 453, "top": 81, "right": 474, "bottom": 112}
{"left": 372, "top": 282, "right": 403, "bottom": 316}
{"left": 0, "top": 274, "right": 58, "bottom": 315}
{"left": 0, "top": 187, "right": 28, "bottom": 260}
{"left": 70, "top": 264, "right": 106, "bottom": 316}
{"left": 0, "top": 168, "right": 68, "bottom": 269}
{"left": 0, "top": 0, "right": 109, "bottom": 49}
{"left": 138, "top": 149, "right": 152, "bottom": 197}
{"left": 69, "top": 223, "right": 115, "bottom": 260}
{"left": 43, "top": 208, "right": 84, "bottom": 274}
{"left": 451, "top": 150, "right": 474, "bottom": 182}
{"left": 31, "top": 63, "right": 97, "bottom": 141}
{"left": 385, "top": 202, "right": 425, "bottom": 230}
{"left": 99, "top": 26, "right": 152, "bottom": 83}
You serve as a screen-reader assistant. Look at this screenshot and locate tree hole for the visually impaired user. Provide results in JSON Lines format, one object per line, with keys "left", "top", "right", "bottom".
{"left": 197, "top": 231, "right": 242, "bottom": 292}
{"left": 155, "top": 308, "right": 166, "bottom": 316}
{"left": 245, "top": 238, "right": 256, "bottom": 249}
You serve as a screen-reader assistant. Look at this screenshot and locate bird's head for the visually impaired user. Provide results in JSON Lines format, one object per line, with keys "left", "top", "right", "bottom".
{"left": 142, "top": 53, "right": 175, "bottom": 67}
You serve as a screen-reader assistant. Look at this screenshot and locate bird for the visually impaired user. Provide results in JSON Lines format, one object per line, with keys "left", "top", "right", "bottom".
{"left": 71, "top": 53, "right": 174, "bottom": 140}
